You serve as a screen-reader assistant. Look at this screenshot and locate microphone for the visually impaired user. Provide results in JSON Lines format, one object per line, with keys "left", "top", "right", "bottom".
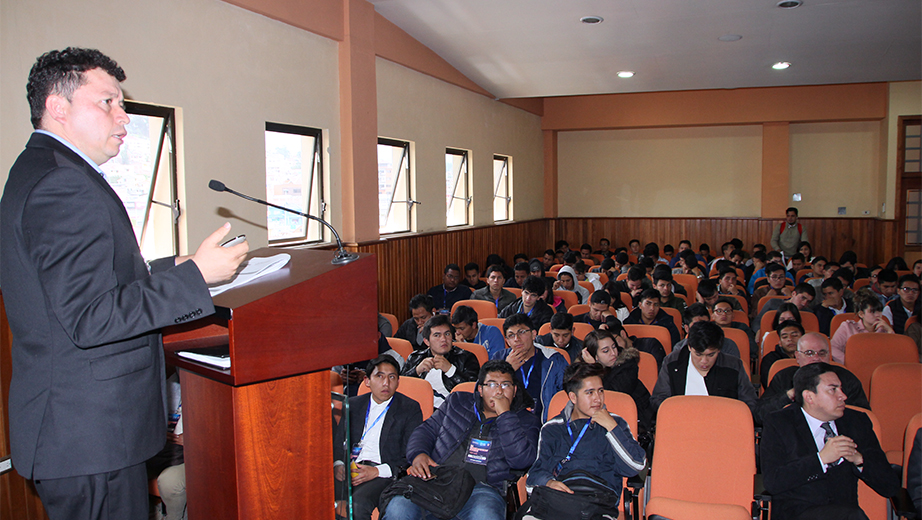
{"left": 209, "top": 179, "right": 359, "bottom": 265}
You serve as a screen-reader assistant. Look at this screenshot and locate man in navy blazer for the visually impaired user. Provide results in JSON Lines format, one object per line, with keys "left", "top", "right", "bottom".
{"left": 761, "top": 362, "right": 899, "bottom": 520}
{"left": 0, "top": 48, "right": 247, "bottom": 519}
{"left": 334, "top": 355, "right": 423, "bottom": 520}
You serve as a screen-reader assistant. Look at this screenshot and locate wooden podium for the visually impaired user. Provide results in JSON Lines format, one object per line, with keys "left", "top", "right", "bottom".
{"left": 162, "top": 247, "right": 378, "bottom": 520}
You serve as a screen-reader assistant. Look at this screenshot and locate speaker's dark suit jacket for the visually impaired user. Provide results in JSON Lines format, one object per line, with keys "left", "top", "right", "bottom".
{"left": 0, "top": 132, "right": 214, "bottom": 480}
{"left": 334, "top": 391, "right": 423, "bottom": 475}
{"left": 761, "top": 405, "right": 899, "bottom": 520}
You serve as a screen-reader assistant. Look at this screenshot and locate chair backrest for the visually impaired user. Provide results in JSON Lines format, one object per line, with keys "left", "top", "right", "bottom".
{"left": 766, "top": 358, "right": 798, "bottom": 386}
{"left": 479, "top": 317, "right": 506, "bottom": 330}
{"left": 845, "top": 333, "right": 919, "bottom": 394}
{"left": 578, "top": 281, "right": 595, "bottom": 294}
{"left": 660, "top": 307, "right": 684, "bottom": 338}
{"left": 852, "top": 278, "right": 871, "bottom": 290}
{"left": 573, "top": 323, "right": 594, "bottom": 341}
{"left": 386, "top": 337, "right": 414, "bottom": 360}
{"left": 721, "top": 328, "right": 751, "bottom": 375}
{"left": 548, "top": 346, "right": 571, "bottom": 364}
{"left": 507, "top": 287, "right": 523, "bottom": 298}
{"left": 454, "top": 341, "right": 489, "bottom": 367}
{"left": 673, "top": 274, "right": 699, "bottom": 298}
{"left": 549, "top": 264, "right": 563, "bottom": 273}
{"left": 830, "top": 313, "right": 858, "bottom": 340}
{"left": 620, "top": 292, "right": 634, "bottom": 310}
{"left": 646, "top": 497, "right": 753, "bottom": 520}
{"left": 757, "top": 295, "right": 787, "bottom": 315}
{"left": 597, "top": 273, "right": 609, "bottom": 285}
{"left": 556, "top": 290, "right": 579, "bottom": 310}
{"left": 760, "top": 309, "right": 820, "bottom": 336}
{"left": 732, "top": 310, "right": 749, "bottom": 326}
{"left": 869, "top": 362, "right": 922, "bottom": 461}
{"left": 545, "top": 390, "right": 638, "bottom": 434}
{"left": 760, "top": 331, "right": 778, "bottom": 360}
{"left": 358, "top": 377, "right": 435, "bottom": 420}
{"left": 726, "top": 294, "right": 749, "bottom": 314}
{"left": 451, "top": 381, "right": 477, "bottom": 393}
{"left": 795, "top": 268, "right": 814, "bottom": 283}
{"left": 617, "top": 272, "right": 629, "bottom": 281}
{"left": 638, "top": 351, "right": 659, "bottom": 394}
{"left": 568, "top": 304, "right": 590, "bottom": 316}
{"left": 451, "top": 299, "right": 498, "bottom": 319}
{"left": 908, "top": 315, "right": 920, "bottom": 327}
{"left": 380, "top": 313, "right": 399, "bottom": 336}
{"left": 650, "top": 396, "right": 755, "bottom": 510}
{"left": 904, "top": 413, "right": 922, "bottom": 487}
{"left": 624, "top": 324, "right": 674, "bottom": 354}
{"left": 590, "top": 254, "right": 605, "bottom": 264}
{"left": 582, "top": 258, "right": 595, "bottom": 267}
{"left": 847, "top": 406, "right": 889, "bottom": 520}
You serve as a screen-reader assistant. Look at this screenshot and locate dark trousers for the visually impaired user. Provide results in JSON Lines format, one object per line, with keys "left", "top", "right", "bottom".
{"left": 352, "top": 477, "right": 394, "bottom": 520}
{"left": 793, "top": 504, "right": 869, "bottom": 520}
{"left": 34, "top": 462, "right": 148, "bottom": 520}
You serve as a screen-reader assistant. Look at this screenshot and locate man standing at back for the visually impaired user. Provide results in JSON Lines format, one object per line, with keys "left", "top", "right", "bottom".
{"left": 771, "top": 207, "right": 808, "bottom": 258}
{"left": 0, "top": 48, "right": 248, "bottom": 518}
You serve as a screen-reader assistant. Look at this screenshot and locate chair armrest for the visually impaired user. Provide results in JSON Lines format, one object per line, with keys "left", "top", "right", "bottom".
{"left": 890, "top": 487, "right": 919, "bottom": 520}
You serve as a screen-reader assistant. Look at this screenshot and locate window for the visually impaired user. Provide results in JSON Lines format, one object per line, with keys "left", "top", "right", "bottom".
{"left": 446, "top": 148, "right": 471, "bottom": 227}
{"left": 265, "top": 123, "right": 326, "bottom": 244}
{"left": 493, "top": 155, "right": 511, "bottom": 222}
{"left": 378, "top": 138, "right": 416, "bottom": 234}
{"left": 100, "top": 101, "right": 178, "bottom": 259}
{"left": 900, "top": 118, "right": 921, "bottom": 248}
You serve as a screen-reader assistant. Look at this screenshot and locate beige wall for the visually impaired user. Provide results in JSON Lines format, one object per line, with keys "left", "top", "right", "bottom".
{"left": 884, "top": 81, "right": 922, "bottom": 220}
{"left": 556, "top": 126, "right": 763, "bottom": 217}
{"left": 0, "top": 0, "right": 341, "bottom": 252}
{"left": 789, "top": 122, "right": 881, "bottom": 218}
{"left": 376, "top": 58, "right": 544, "bottom": 233}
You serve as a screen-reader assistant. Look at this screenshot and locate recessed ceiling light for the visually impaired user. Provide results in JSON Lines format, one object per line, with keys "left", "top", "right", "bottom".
{"left": 580, "top": 15, "right": 604, "bottom": 24}
{"left": 617, "top": 71, "right": 635, "bottom": 78}
{"left": 772, "top": 61, "right": 791, "bottom": 70}
{"left": 777, "top": 0, "right": 802, "bottom": 8}
{"left": 718, "top": 34, "right": 743, "bottom": 42}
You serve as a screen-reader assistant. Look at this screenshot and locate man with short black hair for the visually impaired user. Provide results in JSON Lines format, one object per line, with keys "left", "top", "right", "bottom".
{"left": 572, "top": 290, "right": 620, "bottom": 331}
{"left": 499, "top": 275, "right": 555, "bottom": 330}
{"left": 384, "top": 360, "right": 540, "bottom": 520}
{"left": 654, "top": 271, "right": 686, "bottom": 312}
{"left": 771, "top": 207, "right": 809, "bottom": 257}
{"left": 505, "top": 261, "right": 530, "bottom": 289}
{"left": 749, "top": 250, "right": 794, "bottom": 293}
{"left": 882, "top": 274, "right": 920, "bottom": 334}
{"left": 651, "top": 321, "right": 756, "bottom": 415}
{"left": 623, "top": 288, "right": 681, "bottom": 348}
{"left": 542, "top": 249, "right": 557, "bottom": 270}
{"left": 612, "top": 265, "right": 651, "bottom": 305}
{"left": 613, "top": 252, "right": 631, "bottom": 274}
{"left": 402, "top": 315, "right": 480, "bottom": 407}
{"left": 871, "top": 268, "right": 899, "bottom": 307}
{"left": 751, "top": 263, "right": 794, "bottom": 317}
{"left": 460, "top": 262, "right": 486, "bottom": 290}
{"left": 759, "top": 321, "right": 805, "bottom": 390}
{"left": 814, "top": 277, "right": 853, "bottom": 336}
{"left": 710, "top": 297, "right": 757, "bottom": 366}
{"left": 673, "top": 303, "right": 741, "bottom": 359}
{"left": 427, "top": 263, "right": 472, "bottom": 313}
{"left": 696, "top": 278, "right": 736, "bottom": 310}
{"left": 524, "top": 362, "right": 645, "bottom": 515}
{"left": 451, "top": 305, "right": 506, "bottom": 359}
{"left": 755, "top": 283, "right": 816, "bottom": 335}
{"left": 395, "top": 294, "right": 435, "bottom": 351}
{"left": 761, "top": 362, "right": 898, "bottom": 519}
{"left": 535, "top": 312, "right": 584, "bottom": 363}
{"left": 334, "top": 356, "right": 423, "bottom": 520}
{"left": 579, "top": 243, "right": 593, "bottom": 260}
{"left": 629, "top": 239, "right": 641, "bottom": 257}
{"left": 472, "top": 264, "right": 518, "bottom": 312}
{"left": 593, "top": 238, "right": 612, "bottom": 257}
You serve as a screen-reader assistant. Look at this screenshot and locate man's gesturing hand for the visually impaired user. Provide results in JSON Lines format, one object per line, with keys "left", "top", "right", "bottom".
{"left": 191, "top": 223, "right": 248, "bottom": 284}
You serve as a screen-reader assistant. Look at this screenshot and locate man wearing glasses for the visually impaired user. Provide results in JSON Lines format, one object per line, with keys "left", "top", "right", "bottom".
{"left": 491, "top": 314, "right": 567, "bottom": 422}
{"left": 498, "top": 275, "right": 554, "bottom": 330}
{"left": 882, "top": 274, "right": 920, "bottom": 334}
{"left": 751, "top": 263, "right": 794, "bottom": 319}
{"left": 755, "top": 333, "right": 868, "bottom": 426}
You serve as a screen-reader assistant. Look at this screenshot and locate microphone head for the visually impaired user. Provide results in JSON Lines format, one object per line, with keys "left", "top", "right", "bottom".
{"left": 208, "top": 179, "right": 226, "bottom": 192}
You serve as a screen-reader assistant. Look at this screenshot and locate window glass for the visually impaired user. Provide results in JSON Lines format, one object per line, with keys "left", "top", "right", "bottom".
{"left": 265, "top": 123, "right": 325, "bottom": 243}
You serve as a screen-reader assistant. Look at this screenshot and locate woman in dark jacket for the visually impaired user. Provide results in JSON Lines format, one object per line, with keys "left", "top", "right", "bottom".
{"left": 581, "top": 329, "right": 653, "bottom": 435}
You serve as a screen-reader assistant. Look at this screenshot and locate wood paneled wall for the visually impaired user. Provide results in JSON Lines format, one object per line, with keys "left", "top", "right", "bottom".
{"left": 353, "top": 217, "right": 900, "bottom": 321}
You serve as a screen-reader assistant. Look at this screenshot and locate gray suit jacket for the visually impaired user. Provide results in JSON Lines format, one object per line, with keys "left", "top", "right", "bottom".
{"left": 0, "top": 132, "right": 215, "bottom": 480}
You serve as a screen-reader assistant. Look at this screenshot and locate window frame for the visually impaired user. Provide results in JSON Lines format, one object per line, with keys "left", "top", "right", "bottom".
{"left": 445, "top": 147, "right": 471, "bottom": 227}
{"left": 493, "top": 154, "right": 512, "bottom": 222}
{"left": 265, "top": 122, "right": 327, "bottom": 245}
{"left": 377, "top": 137, "right": 417, "bottom": 235}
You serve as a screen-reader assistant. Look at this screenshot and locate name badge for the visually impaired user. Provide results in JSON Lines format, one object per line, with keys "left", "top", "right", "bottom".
{"left": 464, "top": 438, "right": 491, "bottom": 465}
{"left": 351, "top": 444, "right": 362, "bottom": 461}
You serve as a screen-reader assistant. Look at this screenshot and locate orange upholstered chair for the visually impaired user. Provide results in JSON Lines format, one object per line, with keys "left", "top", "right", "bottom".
{"left": 385, "top": 337, "right": 414, "bottom": 360}
{"left": 903, "top": 413, "right": 922, "bottom": 487}
{"left": 450, "top": 299, "right": 498, "bottom": 319}
{"left": 450, "top": 381, "right": 477, "bottom": 393}
{"left": 556, "top": 290, "right": 579, "bottom": 310}
{"left": 722, "top": 327, "right": 752, "bottom": 377}
{"left": 830, "top": 313, "right": 858, "bottom": 340}
{"left": 380, "top": 313, "right": 399, "bottom": 336}
{"left": 869, "top": 362, "right": 922, "bottom": 464}
{"left": 646, "top": 497, "right": 752, "bottom": 520}
{"left": 847, "top": 406, "right": 889, "bottom": 520}
{"left": 453, "top": 341, "right": 488, "bottom": 367}
{"left": 567, "top": 304, "right": 590, "bottom": 316}
{"left": 845, "top": 333, "right": 918, "bottom": 394}
{"left": 660, "top": 307, "right": 684, "bottom": 339}
{"left": 359, "top": 376, "right": 434, "bottom": 420}
{"left": 479, "top": 317, "right": 505, "bottom": 330}
{"left": 624, "top": 324, "right": 674, "bottom": 355}
{"left": 638, "top": 351, "right": 659, "bottom": 394}
{"left": 673, "top": 274, "right": 699, "bottom": 298}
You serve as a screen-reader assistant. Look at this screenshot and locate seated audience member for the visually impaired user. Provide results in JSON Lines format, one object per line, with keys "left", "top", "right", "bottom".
{"left": 717, "top": 266, "right": 748, "bottom": 299}
{"left": 523, "top": 362, "right": 645, "bottom": 517}
{"left": 761, "top": 362, "right": 898, "bottom": 520}
{"left": 530, "top": 259, "right": 557, "bottom": 286}
{"left": 483, "top": 254, "right": 512, "bottom": 280}
{"left": 492, "top": 314, "right": 568, "bottom": 422}
{"left": 728, "top": 248, "right": 745, "bottom": 267}
{"left": 749, "top": 250, "right": 793, "bottom": 294}
{"left": 755, "top": 283, "right": 816, "bottom": 335}
{"left": 813, "top": 278, "right": 853, "bottom": 336}
{"left": 460, "top": 262, "right": 486, "bottom": 290}
{"left": 755, "top": 333, "right": 868, "bottom": 426}
{"left": 653, "top": 271, "right": 686, "bottom": 312}
{"left": 708, "top": 242, "right": 733, "bottom": 272}
{"left": 579, "top": 243, "right": 593, "bottom": 260}
{"left": 556, "top": 240, "right": 571, "bottom": 255}
{"left": 662, "top": 243, "right": 675, "bottom": 264}
{"left": 709, "top": 298, "right": 755, "bottom": 363}
{"left": 882, "top": 274, "right": 921, "bottom": 334}
{"left": 915, "top": 259, "right": 922, "bottom": 278}
{"left": 623, "top": 289, "right": 681, "bottom": 348}
{"left": 427, "top": 263, "right": 472, "bottom": 313}
{"left": 377, "top": 313, "right": 394, "bottom": 339}
{"left": 574, "top": 261, "right": 602, "bottom": 291}
{"left": 759, "top": 321, "right": 805, "bottom": 390}
{"left": 562, "top": 251, "right": 580, "bottom": 269}
{"left": 887, "top": 257, "right": 910, "bottom": 271}
{"left": 542, "top": 249, "right": 557, "bottom": 270}
{"left": 513, "top": 253, "right": 530, "bottom": 267}
{"left": 593, "top": 238, "right": 612, "bottom": 257}
{"left": 581, "top": 330, "right": 654, "bottom": 434}
{"left": 598, "top": 257, "right": 615, "bottom": 277}
{"left": 838, "top": 250, "right": 869, "bottom": 280}
{"left": 870, "top": 268, "right": 900, "bottom": 306}
{"left": 146, "top": 372, "right": 185, "bottom": 520}
{"left": 499, "top": 275, "right": 554, "bottom": 330}
{"left": 832, "top": 268, "right": 857, "bottom": 304}
{"left": 744, "top": 250, "right": 767, "bottom": 286}
{"left": 554, "top": 249, "right": 565, "bottom": 264}
{"left": 602, "top": 282, "right": 631, "bottom": 322}
{"left": 401, "top": 315, "right": 480, "bottom": 408}
{"left": 541, "top": 280, "right": 567, "bottom": 315}
{"left": 472, "top": 264, "right": 517, "bottom": 311}
{"left": 505, "top": 261, "right": 530, "bottom": 289}
{"left": 395, "top": 294, "right": 435, "bottom": 351}
{"left": 641, "top": 242, "right": 666, "bottom": 264}
{"left": 451, "top": 305, "right": 506, "bottom": 359}
{"left": 653, "top": 264, "right": 687, "bottom": 299}
{"left": 801, "top": 255, "right": 827, "bottom": 284}
{"left": 333, "top": 356, "right": 423, "bottom": 520}
{"left": 629, "top": 239, "right": 641, "bottom": 258}
{"left": 796, "top": 241, "right": 815, "bottom": 264}
{"left": 673, "top": 303, "right": 741, "bottom": 360}
{"left": 613, "top": 265, "right": 652, "bottom": 306}
{"left": 908, "top": 321, "right": 922, "bottom": 362}
{"left": 807, "top": 260, "right": 840, "bottom": 293}
{"left": 787, "top": 253, "right": 807, "bottom": 279}
{"left": 668, "top": 240, "right": 695, "bottom": 268}
{"left": 384, "top": 361, "right": 540, "bottom": 520}
{"left": 697, "top": 278, "right": 739, "bottom": 311}
{"left": 830, "top": 289, "right": 894, "bottom": 363}
{"left": 554, "top": 265, "right": 590, "bottom": 305}
{"left": 651, "top": 321, "right": 756, "bottom": 415}
{"left": 751, "top": 263, "right": 794, "bottom": 318}
{"left": 699, "top": 243, "right": 715, "bottom": 265}
{"left": 573, "top": 290, "right": 620, "bottom": 331}
{"left": 909, "top": 427, "right": 922, "bottom": 514}
{"left": 613, "top": 252, "right": 631, "bottom": 274}
{"left": 535, "top": 312, "right": 584, "bottom": 363}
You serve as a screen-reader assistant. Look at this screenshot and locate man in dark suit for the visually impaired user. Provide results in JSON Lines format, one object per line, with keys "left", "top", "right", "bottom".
{"left": 762, "top": 362, "right": 899, "bottom": 520}
{"left": 334, "top": 355, "right": 423, "bottom": 520}
{"left": 0, "top": 48, "right": 247, "bottom": 519}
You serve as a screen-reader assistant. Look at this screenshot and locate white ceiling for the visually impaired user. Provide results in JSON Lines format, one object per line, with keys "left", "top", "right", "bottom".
{"left": 369, "top": 0, "right": 922, "bottom": 99}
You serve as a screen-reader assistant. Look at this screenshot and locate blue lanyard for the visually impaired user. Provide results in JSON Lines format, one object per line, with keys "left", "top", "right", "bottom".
{"left": 358, "top": 399, "right": 392, "bottom": 446}
{"left": 555, "top": 419, "right": 591, "bottom": 477}
{"left": 520, "top": 357, "right": 535, "bottom": 388}
{"left": 517, "top": 300, "right": 534, "bottom": 316}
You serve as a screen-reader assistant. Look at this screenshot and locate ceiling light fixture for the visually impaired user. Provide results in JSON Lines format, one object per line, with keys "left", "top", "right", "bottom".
{"left": 617, "top": 71, "right": 634, "bottom": 78}
{"left": 580, "top": 15, "right": 604, "bottom": 24}
{"left": 772, "top": 61, "right": 791, "bottom": 70}
{"left": 718, "top": 34, "right": 743, "bottom": 42}
{"left": 777, "top": 0, "right": 803, "bottom": 8}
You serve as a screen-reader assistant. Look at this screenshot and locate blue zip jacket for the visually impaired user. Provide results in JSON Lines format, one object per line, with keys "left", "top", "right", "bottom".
{"left": 490, "top": 345, "right": 568, "bottom": 422}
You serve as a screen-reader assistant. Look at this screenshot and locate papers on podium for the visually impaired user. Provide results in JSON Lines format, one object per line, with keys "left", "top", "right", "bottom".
{"left": 208, "top": 253, "right": 290, "bottom": 297}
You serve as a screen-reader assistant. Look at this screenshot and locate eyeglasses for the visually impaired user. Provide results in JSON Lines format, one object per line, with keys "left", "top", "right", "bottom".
{"left": 797, "top": 349, "right": 828, "bottom": 357}
{"left": 482, "top": 381, "right": 514, "bottom": 389}
{"left": 713, "top": 308, "right": 733, "bottom": 315}
{"left": 505, "top": 329, "right": 532, "bottom": 339}
{"left": 768, "top": 275, "right": 786, "bottom": 281}
{"left": 901, "top": 287, "right": 920, "bottom": 293}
